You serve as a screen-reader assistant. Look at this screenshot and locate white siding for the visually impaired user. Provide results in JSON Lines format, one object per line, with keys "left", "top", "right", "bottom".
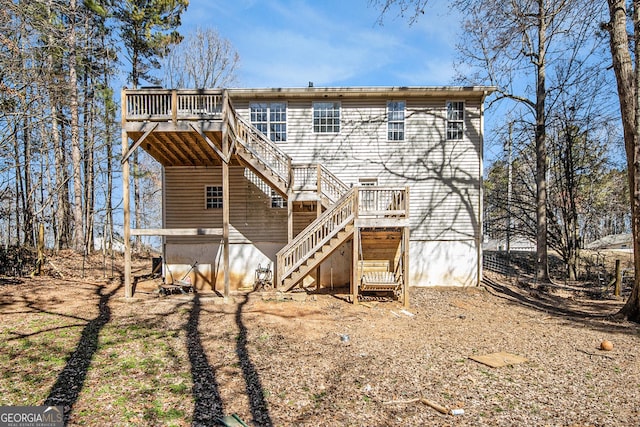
{"left": 233, "top": 96, "right": 482, "bottom": 243}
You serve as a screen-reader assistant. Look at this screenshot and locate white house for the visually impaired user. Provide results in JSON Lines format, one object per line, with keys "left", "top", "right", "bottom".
{"left": 121, "top": 86, "right": 494, "bottom": 303}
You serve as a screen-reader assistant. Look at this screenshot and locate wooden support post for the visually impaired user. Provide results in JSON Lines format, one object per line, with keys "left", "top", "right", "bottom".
{"left": 317, "top": 164, "right": 322, "bottom": 215}
{"left": 352, "top": 188, "right": 359, "bottom": 304}
{"left": 402, "top": 224, "right": 410, "bottom": 308}
{"left": 352, "top": 225, "right": 359, "bottom": 305}
{"left": 287, "top": 196, "right": 293, "bottom": 242}
{"left": 287, "top": 158, "right": 294, "bottom": 243}
{"left": 614, "top": 259, "right": 622, "bottom": 297}
{"left": 122, "top": 89, "right": 132, "bottom": 298}
{"left": 315, "top": 167, "right": 322, "bottom": 289}
{"left": 403, "top": 186, "right": 410, "bottom": 307}
{"left": 222, "top": 122, "right": 230, "bottom": 298}
{"left": 171, "top": 90, "right": 178, "bottom": 124}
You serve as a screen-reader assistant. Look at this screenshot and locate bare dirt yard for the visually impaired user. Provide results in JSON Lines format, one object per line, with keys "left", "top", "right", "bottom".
{"left": 1, "top": 251, "right": 639, "bottom": 426}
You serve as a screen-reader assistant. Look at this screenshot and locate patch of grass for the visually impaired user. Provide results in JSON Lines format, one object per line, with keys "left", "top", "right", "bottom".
{"left": 143, "top": 400, "right": 185, "bottom": 422}
{"left": 312, "top": 391, "right": 326, "bottom": 401}
{"left": 119, "top": 357, "right": 137, "bottom": 371}
{"left": 168, "top": 382, "right": 189, "bottom": 394}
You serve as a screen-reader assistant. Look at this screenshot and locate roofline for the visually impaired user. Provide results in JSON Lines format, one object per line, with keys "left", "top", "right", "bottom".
{"left": 226, "top": 86, "right": 496, "bottom": 99}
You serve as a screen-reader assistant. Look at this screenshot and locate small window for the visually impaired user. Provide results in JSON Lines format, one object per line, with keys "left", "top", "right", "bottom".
{"left": 271, "top": 189, "right": 285, "bottom": 209}
{"left": 359, "top": 178, "right": 378, "bottom": 186}
{"left": 387, "top": 101, "right": 405, "bottom": 141}
{"left": 313, "top": 101, "right": 340, "bottom": 133}
{"left": 205, "top": 186, "right": 223, "bottom": 209}
{"left": 250, "top": 102, "right": 287, "bottom": 142}
{"left": 447, "top": 101, "right": 464, "bottom": 140}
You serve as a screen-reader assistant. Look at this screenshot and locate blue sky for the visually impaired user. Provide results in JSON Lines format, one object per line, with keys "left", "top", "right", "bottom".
{"left": 179, "top": 0, "right": 462, "bottom": 88}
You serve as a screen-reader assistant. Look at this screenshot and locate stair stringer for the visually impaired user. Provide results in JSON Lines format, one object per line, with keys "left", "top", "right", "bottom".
{"left": 276, "top": 188, "right": 357, "bottom": 291}
{"left": 279, "top": 224, "right": 354, "bottom": 292}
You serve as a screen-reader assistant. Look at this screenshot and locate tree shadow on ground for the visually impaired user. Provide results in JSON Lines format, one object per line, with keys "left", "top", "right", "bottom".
{"left": 187, "top": 293, "right": 224, "bottom": 426}
{"left": 482, "top": 276, "right": 637, "bottom": 334}
{"left": 43, "top": 282, "right": 121, "bottom": 423}
{"left": 236, "top": 294, "right": 273, "bottom": 427}
{"left": 0, "top": 277, "right": 24, "bottom": 286}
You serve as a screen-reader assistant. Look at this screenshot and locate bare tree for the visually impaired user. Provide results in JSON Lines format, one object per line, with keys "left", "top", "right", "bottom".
{"left": 68, "top": 0, "right": 84, "bottom": 252}
{"left": 113, "top": 0, "right": 188, "bottom": 251}
{"left": 605, "top": 0, "right": 640, "bottom": 321}
{"left": 455, "top": 0, "right": 608, "bottom": 282}
{"left": 374, "top": 0, "right": 609, "bottom": 282}
{"left": 161, "top": 27, "right": 239, "bottom": 88}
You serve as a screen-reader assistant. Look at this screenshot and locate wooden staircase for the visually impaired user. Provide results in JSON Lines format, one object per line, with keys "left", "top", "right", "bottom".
{"left": 276, "top": 189, "right": 357, "bottom": 291}
{"left": 225, "top": 103, "right": 291, "bottom": 197}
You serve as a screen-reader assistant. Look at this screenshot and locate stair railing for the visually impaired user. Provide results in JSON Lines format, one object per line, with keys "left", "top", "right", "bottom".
{"left": 318, "top": 164, "right": 350, "bottom": 203}
{"left": 276, "top": 188, "right": 357, "bottom": 287}
{"left": 290, "top": 164, "right": 350, "bottom": 205}
{"left": 224, "top": 98, "right": 291, "bottom": 186}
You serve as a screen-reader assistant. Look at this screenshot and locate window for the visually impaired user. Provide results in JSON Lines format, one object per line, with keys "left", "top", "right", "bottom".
{"left": 313, "top": 101, "right": 340, "bottom": 133}
{"left": 387, "top": 101, "right": 405, "bottom": 141}
{"left": 205, "top": 186, "right": 223, "bottom": 209}
{"left": 447, "top": 101, "right": 464, "bottom": 140}
{"left": 250, "top": 102, "right": 287, "bottom": 142}
{"left": 271, "top": 190, "right": 285, "bottom": 209}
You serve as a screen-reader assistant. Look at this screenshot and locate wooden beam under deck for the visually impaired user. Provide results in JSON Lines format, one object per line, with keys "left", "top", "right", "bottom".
{"left": 131, "top": 228, "right": 223, "bottom": 236}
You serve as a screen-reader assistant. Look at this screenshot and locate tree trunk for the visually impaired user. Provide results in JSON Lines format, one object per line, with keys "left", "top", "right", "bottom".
{"left": 52, "top": 103, "right": 67, "bottom": 250}
{"left": 69, "top": 0, "right": 83, "bottom": 252}
{"left": 606, "top": 0, "right": 640, "bottom": 322}
{"left": 21, "top": 114, "right": 34, "bottom": 246}
{"left": 82, "top": 63, "right": 95, "bottom": 254}
{"left": 535, "top": 0, "right": 550, "bottom": 282}
{"left": 13, "top": 123, "right": 22, "bottom": 246}
{"left": 47, "top": 0, "right": 68, "bottom": 251}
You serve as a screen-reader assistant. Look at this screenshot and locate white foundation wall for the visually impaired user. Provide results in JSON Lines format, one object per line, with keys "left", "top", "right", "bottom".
{"left": 164, "top": 242, "right": 280, "bottom": 291}
{"left": 409, "top": 240, "right": 480, "bottom": 287}
{"left": 164, "top": 239, "right": 480, "bottom": 290}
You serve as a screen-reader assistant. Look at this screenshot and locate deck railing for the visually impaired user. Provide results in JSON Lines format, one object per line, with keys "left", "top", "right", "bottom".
{"left": 231, "top": 111, "right": 291, "bottom": 185}
{"left": 124, "top": 89, "right": 224, "bottom": 121}
{"left": 276, "top": 186, "right": 408, "bottom": 287}
{"left": 291, "top": 164, "right": 350, "bottom": 204}
{"left": 358, "top": 187, "right": 408, "bottom": 217}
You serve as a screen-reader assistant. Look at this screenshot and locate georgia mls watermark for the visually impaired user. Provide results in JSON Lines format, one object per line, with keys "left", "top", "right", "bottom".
{"left": 0, "top": 406, "right": 64, "bottom": 427}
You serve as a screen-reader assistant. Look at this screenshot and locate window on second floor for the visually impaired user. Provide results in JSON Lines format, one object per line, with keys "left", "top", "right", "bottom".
{"left": 446, "top": 101, "right": 464, "bottom": 140}
{"left": 205, "top": 185, "right": 223, "bottom": 209}
{"left": 387, "top": 101, "right": 405, "bottom": 141}
{"left": 313, "top": 101, "right": 340, "bottom": 133}
{"left": 250, "top": 102, "right": 287, "bottom": 142}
